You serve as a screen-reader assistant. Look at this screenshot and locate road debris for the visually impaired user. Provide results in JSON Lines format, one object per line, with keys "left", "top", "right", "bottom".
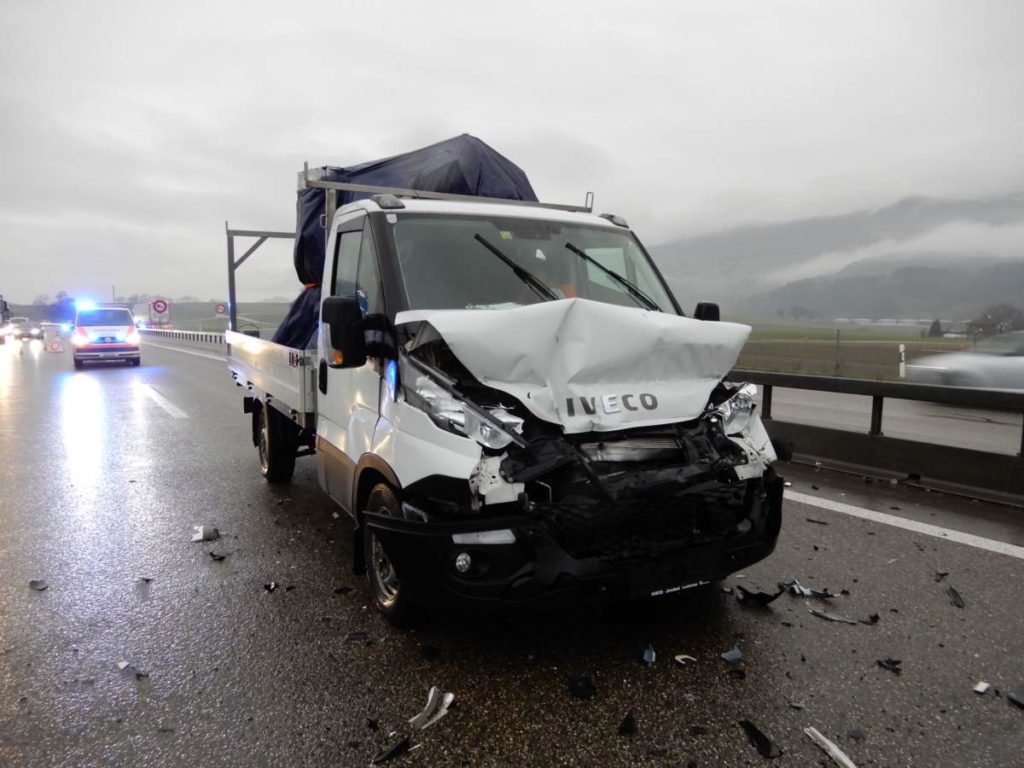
{"left": 806, "top": 518, "right": 828, "bottom": 525}
{"left": 208, "top": 552, "right": 227, "bottom": 562}
{"left": 408, "top": 685, "right": 454, "bottom": 729}
{"left": 808, "top": 608, "right": 858, "bottom": 625}
{"left": 738, "top": 719, "right": 782, "bottom": 758}
{"left": 735, "top": 584, "right": 785, "bottom": 606}
{"left": 788, "top": 701, "right": 806, "bottom": 711}
{"left": 617, "top": 711, "right": 638, "bottom": 737}
{"left": 721, "top": 647, "right": 743, "bottom": 663}
{"left": 116, "top": 660, "right": 150, "bottom": 679}
{"left": 859, "top": 613, "right": 880, "bottom": 626}
{"left": 876, "top": 657, "right": 902, "bottom": 675}
{"left": 136, "top": 577, "right": 153, "bottom": 584}
{"left": 934, "top": 571, "right": 949, "bottom": 582}
{"left": 28, "top": 579, "right": 48, "bottom": 591}
{"left": 642, "top": 643, "right": 656, "bottom": 667}
{"left": 191, "top": 526, "right": 220, "bottom": 542}
{"left": 727, "top": 669, "right": 747, "bottom": 680}
{"left": 568, "top": 675, "right": 597, "bottom": 700}
{"left": 263, "top": 582, "right": 278, "bottom": 592}
{"left": 804, "top": 726, "right": 857, "bottom": 768}
{"left": 973, "top": 681, "right": 991, "bottom": 694}
{"left": 673, "top": 654, "right": 697, "bottom": 667}
{"left": 333, "top": 586, "right": 354, "bottom": 595}
{"left": 371, "top": 736, "right": 412, "bottom": 764}
{"left": 784, "top": 579, "right": 834, "bottom": 599}
{"left": 1008, "top": 689, "right": 1024, "bottom": 709}
{"left": 345, "top": 631, "right": 370, "bottom": 644}
{"left": 947, "top": 585, "right": 965, "bottom": 608}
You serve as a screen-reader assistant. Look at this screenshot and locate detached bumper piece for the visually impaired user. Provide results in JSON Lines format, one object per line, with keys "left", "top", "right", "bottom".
{"left": 364, "top": 470, "right": 783, "bottom": 611}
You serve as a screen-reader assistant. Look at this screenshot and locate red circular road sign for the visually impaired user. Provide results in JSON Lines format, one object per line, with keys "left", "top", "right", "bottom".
{"left": 48, "top": 339, "right": 63, "bottom": 352}
{"left": 215, "top": 303, "right": 227, "bottom": 315}
{"left": 152, "top": 299, "right": 169, "bottom": 314}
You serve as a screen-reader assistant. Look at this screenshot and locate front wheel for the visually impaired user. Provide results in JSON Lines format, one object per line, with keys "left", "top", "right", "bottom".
{"left": 257, "top": 403, "right": 297, "bottom": 483}
{"left": 73, "top": 358, "right": 84, "bottom": 370}
{"left": 362, "top": 483, "right": 422, "bottom": 628}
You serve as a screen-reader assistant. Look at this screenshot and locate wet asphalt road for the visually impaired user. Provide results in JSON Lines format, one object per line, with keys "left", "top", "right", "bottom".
{"left": 1, "top": 339, "right": 1022, "bottom": 767}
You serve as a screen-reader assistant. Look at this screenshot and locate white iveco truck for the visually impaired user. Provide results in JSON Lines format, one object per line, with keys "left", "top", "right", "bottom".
{"left": 226, "top": 170, "right": 783, "bottom": 625}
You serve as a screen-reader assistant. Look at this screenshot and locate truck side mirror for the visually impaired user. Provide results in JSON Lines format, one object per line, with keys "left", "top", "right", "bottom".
{"left": 693, "top": 302, "right": 720, "bottom": 321}
{"left": 322, "top": 296, "right": 366, "bottom": 368}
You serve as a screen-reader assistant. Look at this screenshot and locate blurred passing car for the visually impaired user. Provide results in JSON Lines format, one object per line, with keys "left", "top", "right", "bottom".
{"left": 907, "top": 331, "right": 1024, "bottom": 391}
{"left": 71, "top": 305, "right": 141, "bottom": 369}
{"left": 5, "top": 317, "right": 43, "bottom": 341}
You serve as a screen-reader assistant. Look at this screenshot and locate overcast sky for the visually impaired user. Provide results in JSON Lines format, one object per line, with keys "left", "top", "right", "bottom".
{"left": 1, "top": 0, "right": 1022, "bottom": 302}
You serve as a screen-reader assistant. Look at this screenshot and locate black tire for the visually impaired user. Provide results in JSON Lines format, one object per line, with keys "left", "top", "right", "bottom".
{"left": 257, "top": 403, "right": 297, "bottom": 483}
{"left": 130, "top": 358, "right": 141, "bottom": 367}
{"left": 362, "top": 483, "right": 422, "bottom": 628}
{"left": 73, "top": 358, "right": 84, "bottom": 370}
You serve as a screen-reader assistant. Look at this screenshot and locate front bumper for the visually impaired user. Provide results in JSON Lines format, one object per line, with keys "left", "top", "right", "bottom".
{"left": 365, "top": 472, "right": 784, "bottom": 610}
{"left": 74, "top": 344, "right": 140, "bottom": 361}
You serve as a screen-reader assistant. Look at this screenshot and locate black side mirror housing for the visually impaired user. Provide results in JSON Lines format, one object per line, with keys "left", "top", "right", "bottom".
{"left": 321, "top": 296, "right": 366, "bottom": 368}
{"left": 694, "top": 302, "right": 720, "bottom": 321}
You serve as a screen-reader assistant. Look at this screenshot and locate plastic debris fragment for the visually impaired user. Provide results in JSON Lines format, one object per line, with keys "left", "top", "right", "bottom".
{"left": 808, "top": 608, "right": 858, "bottom": 625}
{"left": 973, "top": 681, "right": 991, "bottom": 694}
{"left": 136, "top": 577, "right": 153, "bottom": 584}
{"left": 804, "top": 726, "right": 857, "bottom": 768}
{"left": 617, "top": 711, "right": 638, "bottom": 736}
{"left": 860, "top": 613, "right": 880, "bottom": 626}
{"left": 736, "top": 585, "right": 785, "bottom": 606}
{"left": 209, "top": 552, "right": 226, "bottom": 562}
{"left": 28, "top": 579, "right": 48, "bottom": 591}
{"left": 784, "top": 580, "right": 834, "bottom": 599}
{"left": 877, "top": 657, "right": 902, "bottom": 675}
{"left": 806, "top": 518, "right": 828, "bottom": 525}
{"left": 721, "top": 647, "right": 743, "bottom": 663}
{"left": 642, "top": 643, "right": 656, "bottom": 667}
{"left": 408, "top": 685, "right": 454, "bottom": 729}
{"left": 1008, "top": 689, "right": 1024, "bottom": 709}
{"left": 116, "top": 660, "right": 149, "bottom": 679}
{"left": 191, "top": 526, "right": 219, "bottom": 542}
{"left": 673, "top": 654, "right": 697, "bottom": 667}
{"left": 738, "top": 719, "right": 782, "bottom": 758}
{"left": 371, "top": 736, "right": 411, "bottom": 764}
{"left": 263, "top": 582, "right": 277, "bottom": 592}
{"left": 947, "top": 586, "right": 965, "bottom": 608}
{"left": 568, "top": 675, "right": 597, "bottom": 699}
{"left": 788, "top": 701, "right": 806, "bottom": 711}
{"left": 934, "top": 571, "right": 949, "bottom": 582}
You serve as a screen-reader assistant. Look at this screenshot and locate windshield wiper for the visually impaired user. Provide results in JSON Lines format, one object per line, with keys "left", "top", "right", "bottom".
{"left": 474, "top": 234, "right": 559, "bottom": 302}
{"left": 563, "top": 242, "right": 660, "bottom": 311}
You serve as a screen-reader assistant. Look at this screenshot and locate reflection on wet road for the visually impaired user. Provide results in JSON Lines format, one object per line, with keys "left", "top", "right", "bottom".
{"left": 1, "top": 342, "right": 1022, "bottom": 767}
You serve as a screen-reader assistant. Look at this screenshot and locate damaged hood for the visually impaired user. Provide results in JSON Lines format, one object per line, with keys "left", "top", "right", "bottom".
{"left": 397, "top": 299, "right": 750, "bottom": 434}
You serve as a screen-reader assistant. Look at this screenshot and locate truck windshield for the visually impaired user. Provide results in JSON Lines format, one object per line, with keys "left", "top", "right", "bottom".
{"left": 389, "top": 215, "right": 678, "bottom": 313}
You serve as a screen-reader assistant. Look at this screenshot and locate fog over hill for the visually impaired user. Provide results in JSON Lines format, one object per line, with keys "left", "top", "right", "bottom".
{"left": 650, "top": 192, "right": 1024, "bottom": 316}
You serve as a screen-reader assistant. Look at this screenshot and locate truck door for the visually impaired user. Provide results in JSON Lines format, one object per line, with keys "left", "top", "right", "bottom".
{"left": 317, "top": 213, "right": 387, "bottom": 512}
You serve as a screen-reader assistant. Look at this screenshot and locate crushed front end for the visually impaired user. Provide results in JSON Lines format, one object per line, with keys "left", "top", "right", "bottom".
{"left": 365, "top": 326, "right": 784, "bottom": 610}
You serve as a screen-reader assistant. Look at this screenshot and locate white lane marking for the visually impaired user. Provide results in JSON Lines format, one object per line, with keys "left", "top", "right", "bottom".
{"left": 141, "top": 340, "right": 224, "bottom": 362}
{"left": 786, "top": 490, "right": 1024, "bottom": 560}
{"left": 142, "top": 385, "right": 189, "bottom": 419}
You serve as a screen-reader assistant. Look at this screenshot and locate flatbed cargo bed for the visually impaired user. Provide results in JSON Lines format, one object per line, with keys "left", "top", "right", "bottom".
{"left": 226, "top": 330, "right": 317, "bottom": 428}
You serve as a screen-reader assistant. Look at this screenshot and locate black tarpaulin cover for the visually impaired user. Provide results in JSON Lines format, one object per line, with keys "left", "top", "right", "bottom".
{"left": 274, "top": 135, "right": 537, "bottom": 349}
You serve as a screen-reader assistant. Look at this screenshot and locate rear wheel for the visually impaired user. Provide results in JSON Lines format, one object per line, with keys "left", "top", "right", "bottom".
{"left": 362, "top": 483, "right": 422, "bottom": 628}
{"left": 73, "top": 358, "right": 84, "bottom": 370}
{"left": 257, "top": 403, "right": 297, "bottom": 483}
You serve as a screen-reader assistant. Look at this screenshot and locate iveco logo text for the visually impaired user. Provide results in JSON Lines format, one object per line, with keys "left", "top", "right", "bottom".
{"left": 564, "top": 393, "right": 658, "bottom": 417}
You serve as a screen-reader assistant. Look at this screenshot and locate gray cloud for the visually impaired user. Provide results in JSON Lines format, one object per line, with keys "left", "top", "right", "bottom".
{"left": 1, "top": 0, "right": 1023, "bottom": 301}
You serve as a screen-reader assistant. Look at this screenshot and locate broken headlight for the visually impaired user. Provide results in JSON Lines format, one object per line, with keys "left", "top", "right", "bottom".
{"left": 711, "top": 382, "right": 757, "bottom": 435}
{"left": 413, "top": 376, "right": 524, "bottom": 449}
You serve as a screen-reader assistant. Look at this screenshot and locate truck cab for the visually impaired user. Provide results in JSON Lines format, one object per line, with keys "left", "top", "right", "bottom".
{"left": 228, "top": 192, "right": 783, "bottom": 626}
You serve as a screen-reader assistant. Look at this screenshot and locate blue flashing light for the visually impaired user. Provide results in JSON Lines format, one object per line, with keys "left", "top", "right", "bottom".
{"left": 61, "top": 323, "right": 72, "bottom": 332}
{"left": 75, "top": 299, "right": 97, "bottom": 311}
{"left": 385, "top": 359, "right": 398, "bottom": 401}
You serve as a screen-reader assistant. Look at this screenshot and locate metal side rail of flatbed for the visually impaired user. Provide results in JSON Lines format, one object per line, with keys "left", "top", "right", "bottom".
{"left": 226, "top": 330, "right": 317, "bottom": 428}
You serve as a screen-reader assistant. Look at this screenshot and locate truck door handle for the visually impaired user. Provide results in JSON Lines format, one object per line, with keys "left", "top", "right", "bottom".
{"left": 319, "top": 359, "right": 328, "bottom": 394}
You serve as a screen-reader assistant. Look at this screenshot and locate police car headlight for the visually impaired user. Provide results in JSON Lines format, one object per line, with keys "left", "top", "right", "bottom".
{"left": 711, "top": 382, "right": 758, "bottom": 435}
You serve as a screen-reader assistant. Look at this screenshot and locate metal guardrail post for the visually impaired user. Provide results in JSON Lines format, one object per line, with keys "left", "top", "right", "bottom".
{"left": 762, "top": 385, "right": 773, "bottom": 420}
{"left": 869, "top": 396, "right": 884, "bottom": 436}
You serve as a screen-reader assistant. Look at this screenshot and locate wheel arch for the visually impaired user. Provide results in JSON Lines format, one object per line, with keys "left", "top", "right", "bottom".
{"left": 350, "top": 454, "right": 402, "bottom": 575}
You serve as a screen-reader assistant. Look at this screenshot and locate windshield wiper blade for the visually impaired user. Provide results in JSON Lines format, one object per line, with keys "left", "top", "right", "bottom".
{"left": 564, "top": 242, "right": 660, "bottom": 311}
{"left": 473, "top": 234, "right": 558, "bottom": 302}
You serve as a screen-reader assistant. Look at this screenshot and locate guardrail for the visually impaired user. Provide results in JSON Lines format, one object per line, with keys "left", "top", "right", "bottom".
{"left": 140, "top": 328, "right": 226, "bottom": 346}
{"left": 733, "top": 369, "right": 1024, "bottom": 502}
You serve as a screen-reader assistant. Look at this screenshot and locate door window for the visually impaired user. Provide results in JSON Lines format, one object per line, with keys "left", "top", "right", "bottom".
{"left": 332, "top": 228, "right": 363, "bottom": 297}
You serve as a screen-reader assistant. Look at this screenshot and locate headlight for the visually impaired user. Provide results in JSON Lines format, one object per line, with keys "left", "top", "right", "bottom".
{"left": 710, "top": 382, "right": 758, "bottom": 435}
{"left": 30, "top": 328, "right": 41, "bottom": 335}
{"left": 413, "top": 375, "right": 523, "bottom": 449}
